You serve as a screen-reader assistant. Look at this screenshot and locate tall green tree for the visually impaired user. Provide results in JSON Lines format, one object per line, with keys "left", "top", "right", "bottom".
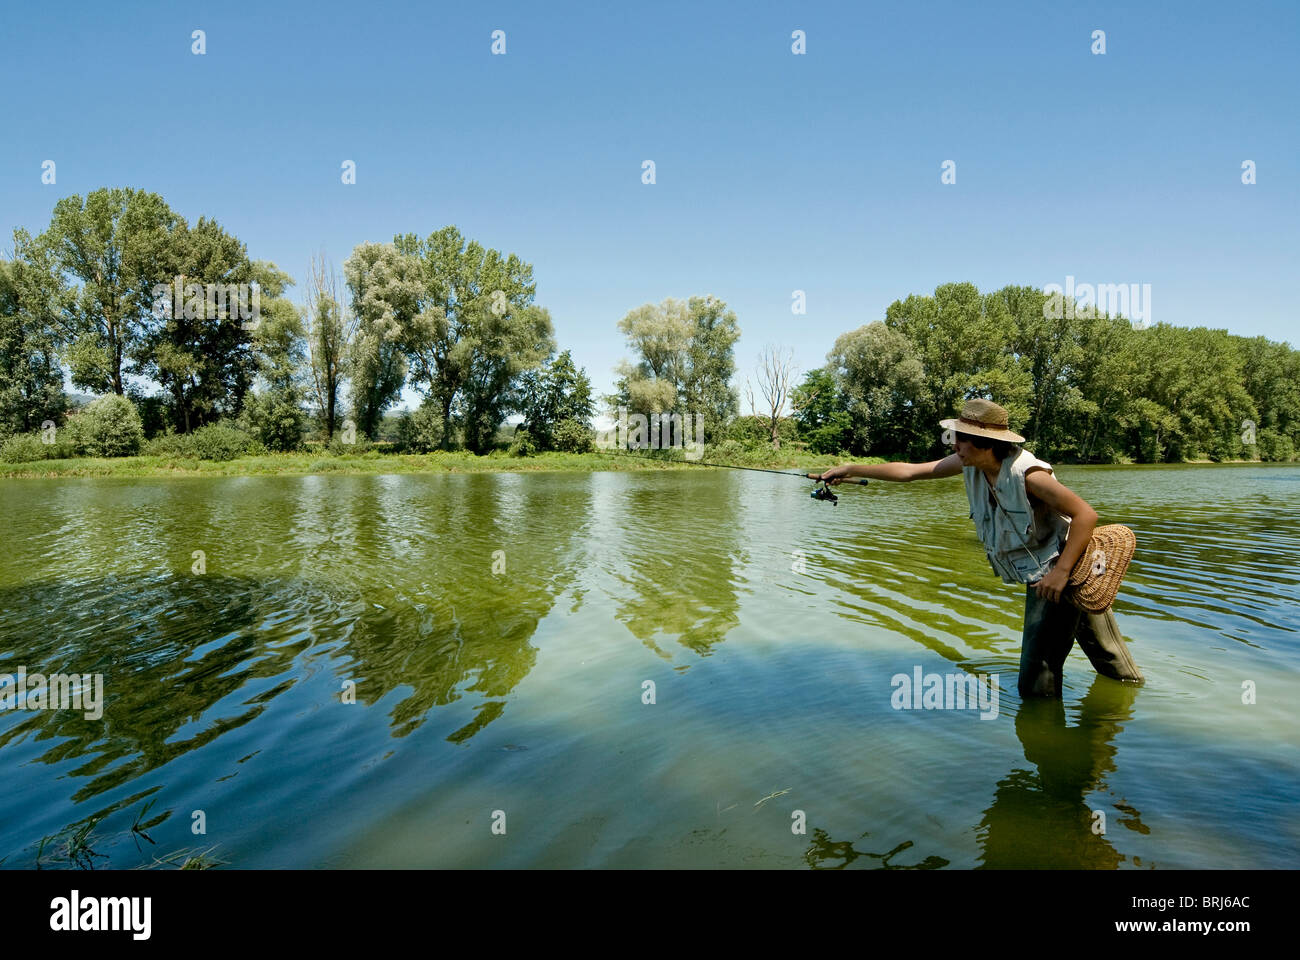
{"left": 790, "top": 367, "right": 853, "bottom": 454}
{"left": 996, "top": 284, "right": 1082, "bottom": 456}
{"left": 0, "top": 232, "right": 69, "bottom": 437}
{"left": 826, "top": 322, "right": 925, "bottom": 456}
{"left": 1236, "top": 335, "right": 1300, "bottom": 461}
{"left": 681, "top": 296, "right": 740, "bottom": 444}
{"left": 883, "top": 282, "right": 1030, "bottom": 457}
{"left": 141, "top": 216, "right": 258, "bottom": 431}
{"left": 829, "top": 324, "right": 901, "bottom": 454}
{"left": 242, "top": 263, "right": 307, "bottom": 451}
{"left": 1056, "top": 312, "right": 1140, "bottom": 463}
{"left": 1123, "top": 325, "right": 1254, "bottom": 462}
{"left": 612, "top": 298, "right": 691, "bottom": 414}
{"left": 305, "top": 254, "right": 356, "bottom": 440}
{"left": 248, "top": 263, "right": 301, "bottom": 391}
{"left": 459, "top": 301, "right": 555, "bottom": 453}
{"left": 40, "top": 188, "right": 181, "bottom": 395}
{"left": 343, "top": 242, "right": 419, "bottom": 439}
{"left": 395, "top": 226, "right": 539, "bottom": 447}
{"left": 610, "top": 295, "right": 740, "bottom": 443}
{"left": 518, "top": 349, "right": 595, "bottom": 449}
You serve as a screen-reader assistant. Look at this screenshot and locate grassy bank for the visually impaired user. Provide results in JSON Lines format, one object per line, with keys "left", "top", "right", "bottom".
{"left": 3, "top": 450, "right": 1284, "bottom": 481}
{"left": 0, "top": 448, "right": 858, "bottom": 480}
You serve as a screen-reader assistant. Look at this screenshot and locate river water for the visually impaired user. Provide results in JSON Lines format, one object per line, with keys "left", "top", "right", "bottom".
{"left": 1, "top": 464, "right": 1297, "bottom": 868}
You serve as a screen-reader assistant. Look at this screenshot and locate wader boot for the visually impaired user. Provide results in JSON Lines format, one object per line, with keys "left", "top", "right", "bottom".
{"left": 1018, "top": 586, "right": 1144, "bottom": 698}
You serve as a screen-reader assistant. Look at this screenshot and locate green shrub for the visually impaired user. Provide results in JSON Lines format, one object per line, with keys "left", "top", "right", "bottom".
{"left": 395, "top": 403, "right": 445, "bottom": 453}
{"left": 142, "top": 432, "right": 198, "bottom": 458}
{"left": 327, "top": 435, "right": 371, "bottom": 455}
{"left": 130, "top": 392, "right": 172, "bottom": 439}
{"left": 240, "top": 391, "right": 305, "bottom": 452}
{"left": 1, "top": 431, "right": 76, "bottom": 463}
{"left": 188, "top": 423, "right": 257, "bottom": 461}
{"left": 727, "top": 415, "right": 799, "bottom": 448}
{"left": 801, "top": 411, "right": 854, "bottom": 455}
{"left": 508, "top": 430, "right": 537, "bottom": 457}
{"left": 709, "top": 439, "right": 747, "bottom": 461}
{"left": 726, "top": 417, "right": 766, "bottom": 445}
{"left": 1256, "top": 429, "right": 1296, "bottom": 462}
{"left": 67, "top": 395, "right": 145, "bottom": 457}
{"left": 551, "top": 419, "right": 594, "bottom": 453}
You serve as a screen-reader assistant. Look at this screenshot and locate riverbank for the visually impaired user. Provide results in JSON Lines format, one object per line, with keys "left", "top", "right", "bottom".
{"left": 0, "top": 450, "right": 1284, "bottom": 480}
{"left": 0, "top": 449, "right": 856, "bottom": 479}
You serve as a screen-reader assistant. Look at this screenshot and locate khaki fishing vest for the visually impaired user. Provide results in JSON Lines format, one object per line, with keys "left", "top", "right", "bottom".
{"left": 963, "top": 448, "right": 1071, "bottom": 584}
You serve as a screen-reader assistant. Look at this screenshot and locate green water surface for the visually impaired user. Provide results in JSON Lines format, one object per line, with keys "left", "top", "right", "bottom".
{"left": 1, "top": 464, "right": 1297, "bottom": 868}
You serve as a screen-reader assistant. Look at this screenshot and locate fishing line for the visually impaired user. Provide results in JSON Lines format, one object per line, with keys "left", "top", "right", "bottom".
{"left": 588, "top": 448, "right": 869, "bottom": 504}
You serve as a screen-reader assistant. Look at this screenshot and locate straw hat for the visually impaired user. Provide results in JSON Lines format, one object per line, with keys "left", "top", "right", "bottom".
{"left": 939, "top": 398, "right": 1025, "bottom": 444}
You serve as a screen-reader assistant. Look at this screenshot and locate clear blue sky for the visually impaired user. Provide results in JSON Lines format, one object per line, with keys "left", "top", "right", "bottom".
{"left": 2, "top": 0, "right": 1296, "bottom": 412}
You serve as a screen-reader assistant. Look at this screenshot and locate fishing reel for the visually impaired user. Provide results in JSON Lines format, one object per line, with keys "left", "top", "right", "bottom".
{"left": 810, "top": 480, "right": 839, "bottom": 505}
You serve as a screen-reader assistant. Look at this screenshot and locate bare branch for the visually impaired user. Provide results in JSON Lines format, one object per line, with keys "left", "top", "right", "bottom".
{"left": 753, "top": 344, "right": 797, "bottom": 449}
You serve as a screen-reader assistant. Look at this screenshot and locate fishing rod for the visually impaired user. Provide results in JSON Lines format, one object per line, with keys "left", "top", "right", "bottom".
{"left": 591, "top": 448, "right": 869, "bottom": 505}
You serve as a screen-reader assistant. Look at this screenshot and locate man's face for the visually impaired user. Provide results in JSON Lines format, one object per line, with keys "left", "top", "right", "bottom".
{"left": 952, "top": 432, "right": 980, "bottom": 465}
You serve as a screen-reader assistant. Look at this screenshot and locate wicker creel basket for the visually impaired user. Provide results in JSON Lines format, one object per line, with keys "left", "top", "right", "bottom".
{"left": 1066, "top": 524, "right": 1136, "bottom": 612}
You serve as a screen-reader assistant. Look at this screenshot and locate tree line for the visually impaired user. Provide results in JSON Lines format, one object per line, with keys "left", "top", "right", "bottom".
{"left": 2, "top": 189, "right": 1295, "bottom": 465}
{"left": 0, "top": 187, "right": 610, "bottom": 459}
{"left": 787, "top": 283, "right": 1299, "bottom": 463}
{"left": 591, "top": 281, "right": 1297, "bottom": 464}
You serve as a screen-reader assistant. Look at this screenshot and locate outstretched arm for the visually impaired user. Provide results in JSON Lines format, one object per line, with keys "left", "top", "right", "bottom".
{"left": 818, "top": 454, "right": 963, "bottom": 483}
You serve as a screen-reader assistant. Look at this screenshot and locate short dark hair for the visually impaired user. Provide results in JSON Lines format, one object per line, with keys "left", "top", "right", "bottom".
{"left": 956, "top": 430, "right": 1017, "bottom": 461}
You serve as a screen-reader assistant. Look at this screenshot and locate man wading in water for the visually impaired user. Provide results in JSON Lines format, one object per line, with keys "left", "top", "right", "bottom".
{"left": 817, "top": 398, "right": 1143, "bottom": 698}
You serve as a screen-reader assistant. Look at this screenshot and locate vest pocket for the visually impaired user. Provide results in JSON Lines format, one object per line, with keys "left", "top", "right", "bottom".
{"left": 1010, "top": 551, "right": 1045, "bottom": 580}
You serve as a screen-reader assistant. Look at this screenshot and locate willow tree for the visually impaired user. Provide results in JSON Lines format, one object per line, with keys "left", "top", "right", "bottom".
{"left": 610, "top": 295, "right": 740, "bottom": 444}
{"left": 343, "top": 242, "right": 420, "bottom": 439}
{"left": 458, "top": 301, "right": 555, "bottom": 453}
{"left": 614, "top": 298, "right": 692, "bottom": 410}
{"left": 395, "top": 226, "right": 539, "bottom": 448}
{"left": 680, "top": 296, "right": 740, "bottom": 444}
